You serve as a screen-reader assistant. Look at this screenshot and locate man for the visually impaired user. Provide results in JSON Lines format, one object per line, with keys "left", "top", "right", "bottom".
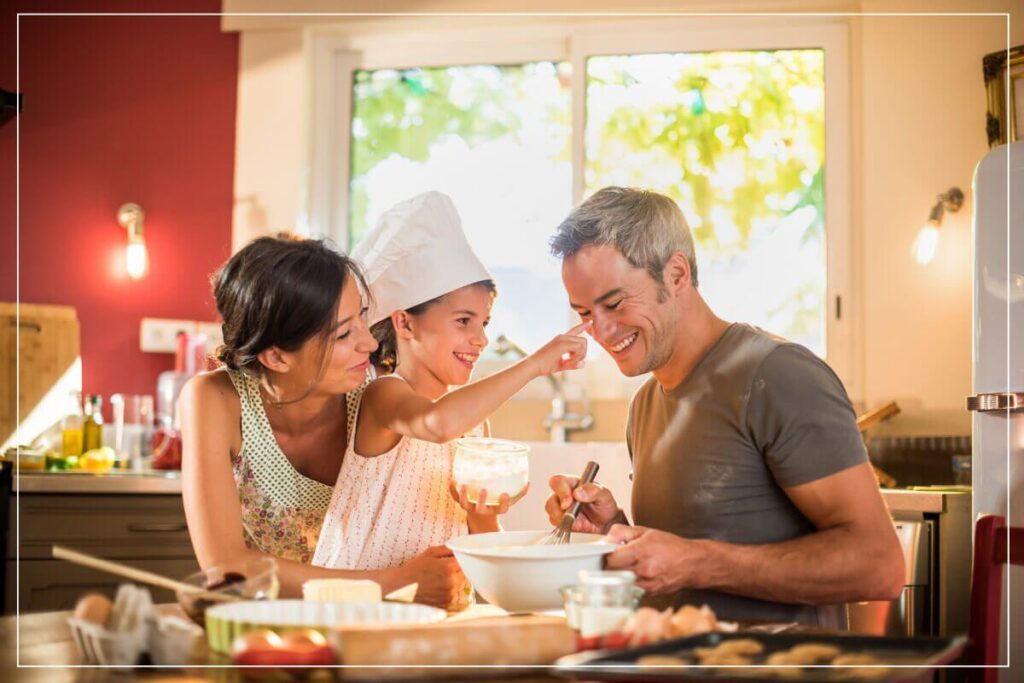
{"left": 545, "top": 187, "right": 904, "bottom": 627}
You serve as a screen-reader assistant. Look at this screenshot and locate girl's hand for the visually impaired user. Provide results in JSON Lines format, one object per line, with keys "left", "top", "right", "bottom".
{"left": 527, "top": 321, "right": 592, "bottom": 377}
{"left": 391, "top": 545, "right": 467, "bottom": 608}
{"left": 449, "top": 481, "right": 529, "bottom": 515}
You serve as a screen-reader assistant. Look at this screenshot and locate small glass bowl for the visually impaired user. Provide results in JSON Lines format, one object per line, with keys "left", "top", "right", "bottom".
{"left": 560, "top": 583, "right": 643, "bottom": 630}
{"left": 452, "top": 437, "right": 530, "bottom": 506}
{"left": 176, "top": 557, "right": 278, "bottom": 626}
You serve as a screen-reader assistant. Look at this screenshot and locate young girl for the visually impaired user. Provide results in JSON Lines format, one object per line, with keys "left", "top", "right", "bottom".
{"left": 313, "top": 192, "right": 588, "bottom": 604}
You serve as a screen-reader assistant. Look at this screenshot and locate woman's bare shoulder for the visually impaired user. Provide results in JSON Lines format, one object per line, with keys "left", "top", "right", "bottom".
{"left": 179, "top": 369, "right": 243, "bottom": 457}
{"left": 181, "top": 368, "right": 240, "bottom": 416}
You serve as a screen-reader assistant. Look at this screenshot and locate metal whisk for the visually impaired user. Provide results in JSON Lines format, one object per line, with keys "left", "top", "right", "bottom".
{"left": 538, "top": 461, "right": 600, "bottom": 545}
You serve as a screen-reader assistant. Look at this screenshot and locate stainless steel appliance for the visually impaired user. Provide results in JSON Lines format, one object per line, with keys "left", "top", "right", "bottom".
{"left": 969, "top": 140, "right": 1023, "bottom": 677}
{"left": 849, "top": 490, "right": 971, "bottom": 638}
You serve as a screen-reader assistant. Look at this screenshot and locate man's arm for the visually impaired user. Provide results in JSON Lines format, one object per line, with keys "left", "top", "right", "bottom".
{"left": 607, "top": 461, "right": 905, "bottom": 604}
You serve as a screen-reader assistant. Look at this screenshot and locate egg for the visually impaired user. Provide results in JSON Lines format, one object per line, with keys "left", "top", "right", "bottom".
{"left": 73, "top": 593, "right": 112, "bottom": 627}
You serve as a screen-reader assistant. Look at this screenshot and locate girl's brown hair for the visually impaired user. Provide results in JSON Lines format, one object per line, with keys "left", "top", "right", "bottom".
{"left": 370, "top": 280, "right": 496, "bottom": 374}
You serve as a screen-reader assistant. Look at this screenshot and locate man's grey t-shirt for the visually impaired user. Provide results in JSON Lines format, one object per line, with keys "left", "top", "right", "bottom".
{"left": 626, "top": 323, "right": 867, "bottom": 628}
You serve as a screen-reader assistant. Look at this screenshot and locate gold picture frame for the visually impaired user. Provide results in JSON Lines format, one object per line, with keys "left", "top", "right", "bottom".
{"left": 984, "top": 45, "right": 1024, "bottom": 148}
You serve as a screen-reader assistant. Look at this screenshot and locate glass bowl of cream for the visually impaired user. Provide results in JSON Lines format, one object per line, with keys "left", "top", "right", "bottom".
{"left": 452, "top": 437, "right": 530, "bottom": 506}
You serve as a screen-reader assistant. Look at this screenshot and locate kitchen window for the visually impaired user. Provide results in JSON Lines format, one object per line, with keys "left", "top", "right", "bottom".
{"left": 311, "top": 19, "right": 853, "bottom": 392}
{"left": 585, "top": 49, "right": 826, "bottom": 355}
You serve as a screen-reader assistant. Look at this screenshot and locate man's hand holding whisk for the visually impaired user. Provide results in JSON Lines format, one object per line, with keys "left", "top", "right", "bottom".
{"left": 544, "top": 474, "right": 628, "bottom": 535}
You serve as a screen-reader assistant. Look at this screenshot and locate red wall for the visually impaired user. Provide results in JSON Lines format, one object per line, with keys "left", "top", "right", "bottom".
{"left": 1, "top": 2, "right": 237, "bottom": 408}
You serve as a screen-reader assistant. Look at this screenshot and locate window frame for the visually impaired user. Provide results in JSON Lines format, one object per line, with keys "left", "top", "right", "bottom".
{"left": 308, "top": 16, "right": 858, "bottom": 398}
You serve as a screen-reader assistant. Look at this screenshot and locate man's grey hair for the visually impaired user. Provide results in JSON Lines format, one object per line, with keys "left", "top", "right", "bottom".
{"left": 550, "top": 187, "right": 698, "bottom": 288}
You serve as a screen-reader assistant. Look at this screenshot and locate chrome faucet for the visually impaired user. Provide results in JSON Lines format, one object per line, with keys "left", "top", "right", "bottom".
{"left": 493, "top": 334, "right": 594, "bottom": 444}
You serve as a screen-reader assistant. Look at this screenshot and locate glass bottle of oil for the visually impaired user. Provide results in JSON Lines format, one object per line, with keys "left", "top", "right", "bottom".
{"left": 82, "top": 395, "right": 104, "bottom": 452}
{"left": 60, "top": 391, "right": 84, "bottom": 457}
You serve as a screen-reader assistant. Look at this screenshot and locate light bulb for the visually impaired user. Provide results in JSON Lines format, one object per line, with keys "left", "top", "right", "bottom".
{"left": 125, "top": 240, "right": 149, "bottom": 279}
{"left": 911, "top": 223, "right": 940, "bottom": 265}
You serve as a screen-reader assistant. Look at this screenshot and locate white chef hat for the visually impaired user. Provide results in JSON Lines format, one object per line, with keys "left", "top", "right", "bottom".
{"left": 353, "top": 191, "right": 493, "bottom": 327}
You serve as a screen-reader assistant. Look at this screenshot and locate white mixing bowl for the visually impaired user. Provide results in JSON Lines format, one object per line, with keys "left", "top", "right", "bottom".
{"left": 447, "top": 530, "right": 616, "bottom": 613}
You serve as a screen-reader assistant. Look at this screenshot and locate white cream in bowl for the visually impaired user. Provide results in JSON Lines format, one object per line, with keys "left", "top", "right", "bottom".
{"left": 452, "top": 437, "right": 530, "bottom": 506}
{"left": 447, "top": 530, "right": 615, "bottom": 613}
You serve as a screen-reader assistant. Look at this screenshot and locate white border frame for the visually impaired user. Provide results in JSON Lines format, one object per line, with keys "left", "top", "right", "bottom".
{"left": 308, "top": 15, "right": 857, "bottom": 391}
{"left": 11, "top": 10, "right": 1012, "bottom": 675}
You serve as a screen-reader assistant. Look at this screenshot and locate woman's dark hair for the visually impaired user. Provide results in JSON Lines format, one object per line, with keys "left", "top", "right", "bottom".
{"left": 213, "top": 233, "right": 368, "bottom": 389}
{"left": 370, "top": 280, "right": 496, "bottom": 374}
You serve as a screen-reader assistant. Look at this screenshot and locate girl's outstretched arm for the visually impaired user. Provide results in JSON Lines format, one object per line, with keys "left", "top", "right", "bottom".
{"left": 357, "top": 322, "right": 591, "bottom": 453}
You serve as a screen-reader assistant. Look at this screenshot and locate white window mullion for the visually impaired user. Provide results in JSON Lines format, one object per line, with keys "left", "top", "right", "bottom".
{"left": 309, "top": 38, "right": 361, "bottom": 249}
{"left": 569, "top": 34, "right": 588, "bottom": 209}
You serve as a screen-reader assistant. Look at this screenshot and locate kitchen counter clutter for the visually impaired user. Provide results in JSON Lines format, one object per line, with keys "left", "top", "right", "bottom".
{"left": 3, "top": 599, "right": 967, "bottom": 681}
{"left": 3, "top": 535, "right": 970, "bottom": 680}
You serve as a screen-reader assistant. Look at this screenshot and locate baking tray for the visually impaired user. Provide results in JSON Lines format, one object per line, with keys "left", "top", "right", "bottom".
{"left": 554, "top": 631, "right": 967, "bottom": 682}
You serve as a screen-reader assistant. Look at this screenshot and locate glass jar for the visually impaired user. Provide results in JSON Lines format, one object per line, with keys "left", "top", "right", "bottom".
{"left": 451, "top": 437, "right": 530, "bottom": 506}
{"left": 561, "top": 570, "right": 643, "bottom": 636}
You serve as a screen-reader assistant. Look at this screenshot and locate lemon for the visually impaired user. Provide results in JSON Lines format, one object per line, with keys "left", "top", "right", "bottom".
{"left": 79, "top": 447, "right": 116, "bottom": 472}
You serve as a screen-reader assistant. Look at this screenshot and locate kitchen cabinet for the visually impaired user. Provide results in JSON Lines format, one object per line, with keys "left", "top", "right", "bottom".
{"left": 4, "top": 473, "right": 198, "bottom": 614}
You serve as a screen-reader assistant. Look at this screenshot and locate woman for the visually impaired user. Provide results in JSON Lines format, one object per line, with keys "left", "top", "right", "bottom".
{"left": 179, "top": 234, "right": 465, "bottom": 607}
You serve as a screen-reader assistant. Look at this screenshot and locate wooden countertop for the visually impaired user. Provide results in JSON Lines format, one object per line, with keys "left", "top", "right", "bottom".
{"left": 880, "top": 488, "right": 970, "bottom": 514}
{"left": 14, "top": 471, "right": 183, "bottom": 495}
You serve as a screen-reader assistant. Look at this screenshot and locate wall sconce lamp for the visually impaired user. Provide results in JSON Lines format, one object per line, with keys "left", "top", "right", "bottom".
{"left": 912, "top": 187, "right": 964, "bottom": 265}
{"left": 117, "top": 203, "right": 148, "bottom": 280}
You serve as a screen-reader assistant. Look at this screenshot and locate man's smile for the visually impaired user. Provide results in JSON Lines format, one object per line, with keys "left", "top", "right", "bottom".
{"left": 608, "top": 332, "right": 638, "bottom": 354}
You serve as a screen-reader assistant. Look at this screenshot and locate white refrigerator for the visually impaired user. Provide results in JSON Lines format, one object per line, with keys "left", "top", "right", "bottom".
{"left": 970, "top": 140, "right": 1023, "bottom": 677}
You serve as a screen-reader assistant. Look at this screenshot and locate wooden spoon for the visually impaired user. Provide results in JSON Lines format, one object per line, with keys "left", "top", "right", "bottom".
{"left": 52, "top": 545, "right": 240, "bottom": 603}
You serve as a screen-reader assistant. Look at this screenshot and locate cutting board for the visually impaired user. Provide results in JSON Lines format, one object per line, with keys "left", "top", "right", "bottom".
{"left": 0, "top": 303, "right": 81, "bottom": 450}
{"left": 330, "top": 614, "right": 576, "bottom": 679}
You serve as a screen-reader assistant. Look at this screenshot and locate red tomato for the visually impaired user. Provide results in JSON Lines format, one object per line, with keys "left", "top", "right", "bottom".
{"left": 233, "top": 647, "right": 335, "bottom": 667}
{"left": 601, "top": 632, "right": 632, "bottom": 650}
{"left": 230, "top": 628, "right": 335, "bottom": 668}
